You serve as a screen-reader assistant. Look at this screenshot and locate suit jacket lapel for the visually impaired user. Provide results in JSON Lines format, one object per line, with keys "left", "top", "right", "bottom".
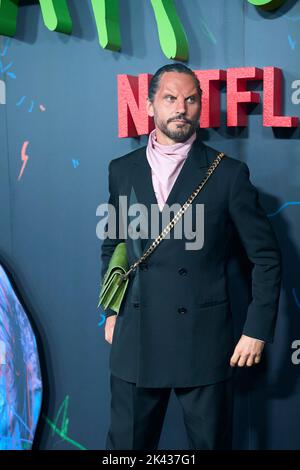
{"left": 161, "top": 137, "right": 209, "bottom": 213}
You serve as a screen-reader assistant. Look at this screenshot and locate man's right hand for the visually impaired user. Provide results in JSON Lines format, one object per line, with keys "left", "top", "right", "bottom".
{"left": 105, "top": 315, "right": 117, "bottom": 344}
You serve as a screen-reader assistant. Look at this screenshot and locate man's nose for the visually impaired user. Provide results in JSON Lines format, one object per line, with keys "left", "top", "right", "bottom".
{"left": 175, "top": 97, "right": 186, "bottom": 114}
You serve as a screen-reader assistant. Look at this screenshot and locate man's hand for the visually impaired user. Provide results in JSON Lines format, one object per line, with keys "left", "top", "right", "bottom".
{"left": 230, "top": 334, "right": 265, "bottom": 367}
{"left": 105, "top": 315, "right": 117, "bottom": 344}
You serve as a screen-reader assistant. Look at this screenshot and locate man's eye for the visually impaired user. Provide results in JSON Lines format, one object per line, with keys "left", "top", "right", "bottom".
{"left": 187, "top": 97, "right": 195, "bottom": 103}
{"left": 166, "top": 96, "right": 175, "bottom": 101}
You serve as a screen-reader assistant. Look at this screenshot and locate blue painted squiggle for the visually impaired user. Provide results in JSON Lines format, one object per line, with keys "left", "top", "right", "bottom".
{"left": 267, "top": 202, "right": 300, "bottom": 218}
{"left": 98, "top": 313, "right": 106, "bottom": 327}
{"left": 0, "top": 38, "right": 11, "bottom": 57}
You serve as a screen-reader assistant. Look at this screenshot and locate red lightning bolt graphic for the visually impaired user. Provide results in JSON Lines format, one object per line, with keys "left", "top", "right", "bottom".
{"left": 18, "top": 140, "right": 29, "bottom": 181}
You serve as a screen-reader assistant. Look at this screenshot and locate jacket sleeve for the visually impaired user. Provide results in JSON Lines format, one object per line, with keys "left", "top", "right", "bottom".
{"left": 100, "top": 160, "right": 125, "bottom": 318}
{"left": 228, "top": 161, "right": 282, "bottom": 343}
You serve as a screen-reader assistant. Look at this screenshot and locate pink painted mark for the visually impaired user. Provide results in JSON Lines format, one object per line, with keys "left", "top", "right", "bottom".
{"left": 18, "top": 141, "right": 29, "bottom": 181}
{"left": 39, "top": 104, "right": 46, "bottom": 112}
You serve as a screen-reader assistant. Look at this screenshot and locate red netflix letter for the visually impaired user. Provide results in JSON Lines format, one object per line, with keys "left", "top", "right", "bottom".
{"left": 227, "top": 67, "right": 263, "bottom": 126}
{"left": 263, "top": 67, "right": 298, "bottom": 127}
{"left": 194, "top": 69, "right": 226, "bottom": 128}
{"left": 118, "top": 74, "right": 155, "bottom": 138}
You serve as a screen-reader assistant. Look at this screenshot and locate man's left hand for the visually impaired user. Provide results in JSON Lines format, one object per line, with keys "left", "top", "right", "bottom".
{"left": 230, "top": 335, "right": 265, "bottom": 367}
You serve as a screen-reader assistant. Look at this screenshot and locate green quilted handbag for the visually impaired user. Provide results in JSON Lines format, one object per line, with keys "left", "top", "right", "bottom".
{"left": 97, "top": 152, "right": 224, "bottom": 316}
{"left": 97, "top": 242, "right": 129, "bottom": 315}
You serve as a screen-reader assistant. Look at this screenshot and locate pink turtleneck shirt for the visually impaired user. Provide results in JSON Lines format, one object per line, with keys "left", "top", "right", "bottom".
{"left": 146, "top": 128, "right": 197, "bottom": 211}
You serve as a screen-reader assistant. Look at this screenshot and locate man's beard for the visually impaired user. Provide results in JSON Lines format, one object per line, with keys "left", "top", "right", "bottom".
{"left": 155, "top": 114, "right": 200, "bottom": 143}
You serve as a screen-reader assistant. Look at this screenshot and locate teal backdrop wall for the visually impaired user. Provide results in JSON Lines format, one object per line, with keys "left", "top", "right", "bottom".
{"left": 0, "top": 0, "right": 299, "bottom": 450}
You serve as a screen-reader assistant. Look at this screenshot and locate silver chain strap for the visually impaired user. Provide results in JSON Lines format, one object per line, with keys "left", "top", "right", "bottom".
{"left": 120, "top": 152, "right": 225, "bottom": 281}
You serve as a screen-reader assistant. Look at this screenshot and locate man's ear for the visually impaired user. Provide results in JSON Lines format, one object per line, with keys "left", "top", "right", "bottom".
{"left": 146, "top": 98, "right": 154, "bottom": 118}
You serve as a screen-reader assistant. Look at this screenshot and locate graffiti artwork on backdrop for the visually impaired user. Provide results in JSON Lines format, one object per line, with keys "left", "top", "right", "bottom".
{"left": 0, "top": 36, "right": 15, "bottom": 83}
{"left": 0, "top": 265, "right": 42, "bottom": 450}
{"left": 0, "top": 0, "right": 289, "bottom": 61}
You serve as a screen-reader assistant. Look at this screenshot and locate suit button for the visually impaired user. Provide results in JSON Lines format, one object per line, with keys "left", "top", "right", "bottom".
{"left": 177, "top": 307, "right": 187, "bottom": 314}
{"left": 178, "top": 267, "right": 187, "bottom": 276}
{"left": 133, "top": 302, "right": 140, "bottom": 309}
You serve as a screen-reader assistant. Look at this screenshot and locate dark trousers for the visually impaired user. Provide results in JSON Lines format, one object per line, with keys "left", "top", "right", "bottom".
{"left": 105, "top": 373, "right": 234, "bottom": 450}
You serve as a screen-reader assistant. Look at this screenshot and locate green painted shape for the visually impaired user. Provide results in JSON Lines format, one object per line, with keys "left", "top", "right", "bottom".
{"left": 52, "top": 395, "right": 70, "bottom": 437}
{"left": 150, "top": 0, "right": 188, "bottom": 61}
{"left": 247, "top": 0, "right": 286, "bottom": 10}
{"left": 91, "top": 0, "right": 121, "bottom": 51}
{"left": 43, "top": 395, "right": 87, "bottom": 450}
{"left": 0, "top": 0, "right": 19, "bottom": 37}
{"left": 39, "top": 0, "right": 72, "bottom": 34}
{"left": 0, "top": 0, "right": 72, "bottom": 36}
{"left": 44, "top": 416, "right": 87, "bottom": 450}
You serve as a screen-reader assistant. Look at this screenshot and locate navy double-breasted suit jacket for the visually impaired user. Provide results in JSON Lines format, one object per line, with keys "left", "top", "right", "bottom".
{"left": 100, "top": 137, "right": 282, "bottom": 387}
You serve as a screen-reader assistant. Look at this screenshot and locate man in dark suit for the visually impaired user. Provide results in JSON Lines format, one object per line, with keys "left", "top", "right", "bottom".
{"left": 100, "top": 63, "right": 282, "bottom": 450}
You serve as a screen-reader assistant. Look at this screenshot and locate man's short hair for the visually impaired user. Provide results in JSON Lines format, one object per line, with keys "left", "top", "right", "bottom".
{"left": 148, "top": 63, "right": 202, "bottom": 103}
